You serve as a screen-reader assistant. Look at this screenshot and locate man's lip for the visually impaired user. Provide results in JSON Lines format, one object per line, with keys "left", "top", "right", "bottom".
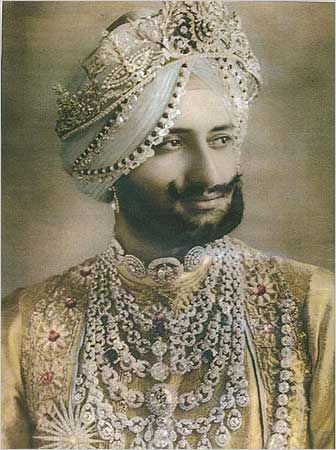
{"left": 180, "top": 193, "right": 225, "bottom": 202}
{"left": 180, "top": 194, "right": 227, "bottom": 211}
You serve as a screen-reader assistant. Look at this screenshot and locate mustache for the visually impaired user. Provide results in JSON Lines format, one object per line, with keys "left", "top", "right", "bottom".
{"left": 168, "top": 175, "right": 242, "bottom": 201}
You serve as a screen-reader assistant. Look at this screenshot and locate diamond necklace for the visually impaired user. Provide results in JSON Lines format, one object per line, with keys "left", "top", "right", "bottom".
{"left": 72, "top": 237, "right": 295, "bottom": 449}
{"left": 73, "top": 236, "right": 250, "bottom": 449}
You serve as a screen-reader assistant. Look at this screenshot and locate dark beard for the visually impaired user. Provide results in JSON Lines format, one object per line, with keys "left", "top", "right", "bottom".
{"left": 115, "top": 176, "right": 244, "bottom": 249}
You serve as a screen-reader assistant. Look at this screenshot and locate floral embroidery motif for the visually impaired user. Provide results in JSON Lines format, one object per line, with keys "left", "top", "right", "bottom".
{"left": 68, "top": 262, "right": 94, "bottom": 288}
{"left": 246, "top": 266, "right": 277, "bottom": 306}
{"left": 38, "top": 372, "right": 53, "bottom": 385}
{"left": 38, "top": 322, "right": 69, "bottom": 351}
{"left": 65, "top": 297, "right": 77, "bottom": 309}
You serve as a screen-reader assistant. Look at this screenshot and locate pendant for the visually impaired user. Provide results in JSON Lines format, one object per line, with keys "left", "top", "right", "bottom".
{"left": 145, "top": 384, "right": 177, "bottom": 417}
{"left": 215, "top": 424, "right": 230, "bottom": 448}
{"left": 151, "top": 362, "right": 170, "bottom": 381}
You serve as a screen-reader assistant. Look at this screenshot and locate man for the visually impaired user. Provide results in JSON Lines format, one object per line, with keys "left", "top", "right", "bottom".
{"left": 2, "top": 2, "right": 333, "bottom": 449}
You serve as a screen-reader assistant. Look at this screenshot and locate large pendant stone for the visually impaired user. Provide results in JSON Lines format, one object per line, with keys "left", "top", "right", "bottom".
{"left": 145, "top": 384, "right": 177, "bottom": 417}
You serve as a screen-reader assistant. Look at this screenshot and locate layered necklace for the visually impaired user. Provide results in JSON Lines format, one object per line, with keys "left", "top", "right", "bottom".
{"left": 71, "top": 236, "right": 294, "bottom": 449}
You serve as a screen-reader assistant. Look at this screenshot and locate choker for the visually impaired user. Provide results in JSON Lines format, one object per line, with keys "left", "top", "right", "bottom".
{"left": 106, "top": 237, "right": 208, "bottom": 285}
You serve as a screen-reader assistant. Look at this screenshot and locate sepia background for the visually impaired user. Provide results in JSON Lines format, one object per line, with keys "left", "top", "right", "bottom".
{"left": 2, "top": 2, "right": 334, "bottom": 297}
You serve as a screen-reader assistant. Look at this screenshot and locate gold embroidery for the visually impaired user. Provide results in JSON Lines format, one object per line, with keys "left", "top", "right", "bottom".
{"left": 21, "top": 260, "right": 93, "bottom": 429}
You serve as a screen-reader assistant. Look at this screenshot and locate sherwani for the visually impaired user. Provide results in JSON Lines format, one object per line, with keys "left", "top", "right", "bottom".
{"left": 2, "top": 239, "right": 334, "bottom": 449}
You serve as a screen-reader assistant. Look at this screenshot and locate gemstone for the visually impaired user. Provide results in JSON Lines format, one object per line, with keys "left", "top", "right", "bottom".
{"left": 274, "top": 420, "right": 288, "bottom": 434}
{"left": 48, "top": 330, "right": 60, "bottom": 342}
{"left": 227, "top": 409, "right": 242, "bottom": 431}
{"left": 153, "top": 315, "right": 167, "bottom": 337}
{"left": 151, "top": 340, "right": 168, "bottom": 357}
{"left": 256, "top": 284, "right": 266, "bottom": 296}
{"left": 281, "top": 346, "right": 292, "bottom": 357}
{"left": 104, "top": 348, "right": 119, "bottom": 363}
{"left": 236, "top": 389, "right": 249, "bottom": 407}
{"left": 65, "top": 297, "right": 77, "bottom": 309}
{"left": 279, "top": 382, "right": 290, "bottom": 393}
{"left": 202, "top": 350, "right": 214, "bottom": 364}
{"left": 277, "top": 394, "right": 288, "bottom": 406}
{"left": 276, "top": 407, "right": 288, "bottom": 420}
{"left": 101, "top": 315, "right": 108, "bottom": 326}
{"left": 281, "top": 358, "right": 291, "bottom": 369}
{"left": 267, "top": 433, "right": 286, "bottom": 448}
{"left": 151, "top": 362, "right": 169, "bottom": 381}
{"left": 215, "top": 424, "right": 231, "bottom": 447}
{"left": 280, "top": 370, "right": 292, "bottom": 381}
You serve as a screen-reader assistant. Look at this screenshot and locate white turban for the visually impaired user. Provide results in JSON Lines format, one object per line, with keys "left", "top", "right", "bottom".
{"left": 56, "top": 2, "right": 261, "bottom": 202}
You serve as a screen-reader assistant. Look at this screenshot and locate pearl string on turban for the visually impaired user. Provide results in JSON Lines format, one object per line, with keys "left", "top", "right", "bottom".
{"left": 55, "top": 2, "right": 262, "bottom": 202}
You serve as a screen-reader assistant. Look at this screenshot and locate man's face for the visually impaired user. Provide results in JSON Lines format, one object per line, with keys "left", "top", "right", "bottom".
{"left": 117, "top": 81, "right": 245, "bottom": 247}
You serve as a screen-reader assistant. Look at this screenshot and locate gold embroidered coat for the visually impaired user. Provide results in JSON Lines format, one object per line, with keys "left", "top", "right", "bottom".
{"left": 2, "top": 241, "right": 334, "bottom": 449}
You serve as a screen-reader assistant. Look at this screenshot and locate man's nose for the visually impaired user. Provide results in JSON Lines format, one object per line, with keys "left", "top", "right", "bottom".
{"left": 183, "top": 137, "right": 222, "bottom": 188}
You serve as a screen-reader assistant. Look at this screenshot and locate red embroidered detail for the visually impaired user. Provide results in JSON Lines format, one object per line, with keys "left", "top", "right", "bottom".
{"left": 256, "top": 284, "right": 267, "bottom": 296}
{"left": 264, "top": 323, "right": 276, "bottom": 333}
{"left": 65, "top": 297, "right": 77, "bottom": 309}
{"left": 48, "top": 330, "right": 60, "bottom": 342}
{"left": 39, "top": 372, "right": 53, "bottom": 385}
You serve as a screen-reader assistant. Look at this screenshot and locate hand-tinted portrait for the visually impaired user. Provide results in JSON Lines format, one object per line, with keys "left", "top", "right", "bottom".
{"left": 2, "top": 2, "right": 334, "bottom": 449}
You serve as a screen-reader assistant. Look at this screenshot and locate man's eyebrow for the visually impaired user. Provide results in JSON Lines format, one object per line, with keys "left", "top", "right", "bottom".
{"left": 169, "top": 127, "right": 191, "bottom": 134}
{"left": 169, "top": 125, "right": 234, "bottom": 134}
{"left": 210, "top": 124, "right": 234, "bottom": 132}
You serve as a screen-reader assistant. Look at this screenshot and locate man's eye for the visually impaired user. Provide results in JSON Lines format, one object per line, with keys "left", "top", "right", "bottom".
{"left": 208, "top": 135, "right": 232, "bottom": 148}
{"left": 156, "top": 137, "right": 183, "bottom": 151}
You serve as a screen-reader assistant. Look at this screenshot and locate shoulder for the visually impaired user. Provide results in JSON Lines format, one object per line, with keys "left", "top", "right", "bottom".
{"left": 2, "top": 256, "right": 97, "bottom": 336}
{"left": 232, "top": 238, "right": 333, "bottom": 349}
{"left": 231, "top": 237, "right": 333, "bottom": 303}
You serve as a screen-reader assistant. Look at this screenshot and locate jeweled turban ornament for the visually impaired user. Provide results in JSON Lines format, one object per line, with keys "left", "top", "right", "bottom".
{"left": 55, "top": 1, "right": 262, "bottom": 201}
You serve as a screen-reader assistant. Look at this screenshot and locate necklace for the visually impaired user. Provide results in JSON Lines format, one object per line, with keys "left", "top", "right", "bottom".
{"left": 69, "top": 237, "right": 295, "bottom": 449}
